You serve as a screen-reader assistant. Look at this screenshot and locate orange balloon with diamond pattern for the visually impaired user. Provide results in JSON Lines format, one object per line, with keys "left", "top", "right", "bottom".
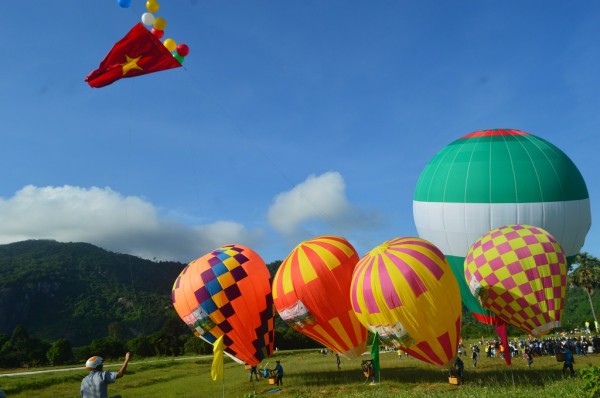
{"left": 172, "top": 244, "right": 274, "bottom": 366}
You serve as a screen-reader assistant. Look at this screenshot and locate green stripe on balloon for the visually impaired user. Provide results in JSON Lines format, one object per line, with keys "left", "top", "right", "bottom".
{"left": 446, "top": 255, "right": 496, "bottom": 324}
{"left": 414, "top": 130, "right": 588, "bottom": 203}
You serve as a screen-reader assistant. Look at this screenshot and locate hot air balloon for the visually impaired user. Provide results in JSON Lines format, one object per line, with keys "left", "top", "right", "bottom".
{"left": 272, "top": 236, "right": 368, "bottom": 358}
{"left": 465, "top": 225, "right": 567, "bottom": 337}
{"left": 413, "top": 128, "right": 591, "bottom": 325}
{"left": 350, "top": 237, "right": 462, "bottom": 366}
{"left": 172, "top": 244, "right": 274, "bottom": 366}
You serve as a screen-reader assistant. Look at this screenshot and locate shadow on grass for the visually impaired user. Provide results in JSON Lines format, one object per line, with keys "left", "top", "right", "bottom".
{"left": 292, "top": 366, "right": 571, "bottom": 388}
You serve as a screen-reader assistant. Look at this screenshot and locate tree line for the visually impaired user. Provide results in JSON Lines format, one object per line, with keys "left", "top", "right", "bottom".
{"left": 1, "top": 252, "right": 597, "bottom": 369}
{"left": 0, "top": 315, "right": 321, "bottom": 369}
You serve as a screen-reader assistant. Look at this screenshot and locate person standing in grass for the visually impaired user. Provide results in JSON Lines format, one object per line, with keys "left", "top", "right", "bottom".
{"left": 249, "top": 365, "right": 259, "bottom": 381}
{"left": 524, "top": 347, "right": 533, "bottom": 368}
{"left": 274, "top": 360, "right": 284, "bottom": 386}
{"left": 454, "top": 356, "right": 464, "bottom": 378}
{"left": 562, "top": 347, "right": 575, "bottom": 377}
{"left": 336, "top": 353, "right": 341, "bottom": 370}
{"left": 81, "top": 352, "right": 130, "bottom": 398}
{"left": 472, "top": 344, "right": 480, "bottom": 367}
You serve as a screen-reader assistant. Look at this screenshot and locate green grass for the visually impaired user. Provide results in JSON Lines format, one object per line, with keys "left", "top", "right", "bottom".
{"left": 0, "top": 349, "right": 598, "bottom": 397}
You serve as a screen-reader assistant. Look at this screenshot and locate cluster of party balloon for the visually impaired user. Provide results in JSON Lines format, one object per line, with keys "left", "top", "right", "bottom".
{"left": 171, "top": 129, "right": 590, "bottom": 370}
{"left": 118, "top": 0, "right": 190, "bottom": 64}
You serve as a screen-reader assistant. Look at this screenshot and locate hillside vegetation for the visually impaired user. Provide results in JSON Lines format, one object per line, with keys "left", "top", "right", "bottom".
{"left": 0, "top": 240, "right": 598, "bottom": 351}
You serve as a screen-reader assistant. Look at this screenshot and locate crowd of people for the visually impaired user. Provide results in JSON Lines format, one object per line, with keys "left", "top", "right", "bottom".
{"left": 444, "top": 333, "right": 600, "bottom": 382}
{"left": 465, "top": 334, "right": 599, "bottom": 362}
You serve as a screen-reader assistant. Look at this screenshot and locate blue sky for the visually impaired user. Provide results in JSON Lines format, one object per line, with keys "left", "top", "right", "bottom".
{"left": 1, "top": 1, "right": 598, "bottom": 264}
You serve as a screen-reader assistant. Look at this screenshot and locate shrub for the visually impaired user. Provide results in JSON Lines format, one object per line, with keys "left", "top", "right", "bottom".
{"left": 581, "top": 364, "right": 600, "bottom": 398}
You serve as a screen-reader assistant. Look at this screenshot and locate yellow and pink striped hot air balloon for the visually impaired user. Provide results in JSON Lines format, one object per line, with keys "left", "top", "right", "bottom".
{"left": 272, "top": 236, "right": 368, "bottom": 358}
{"left": 350, "top": 237, "right": 462, "bottom": 366}
{"left": 464, "top": 224, "right": 567, "bottom": 338}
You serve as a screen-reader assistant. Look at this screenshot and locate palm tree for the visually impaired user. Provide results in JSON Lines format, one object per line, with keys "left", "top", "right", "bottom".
{"left": 570, "top": 252, "right": 600, "bottom": 326}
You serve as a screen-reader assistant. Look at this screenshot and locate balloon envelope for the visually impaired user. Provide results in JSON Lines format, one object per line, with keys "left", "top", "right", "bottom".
{"left": 413, "top": 128, "right": 590, "bottom": 324}
{"left": 172, "top": 244, "right": 274, "bottom": 366}
{"left": 350, "top": 237, "right": 461, "bottom": 366}
{"left": 465, "top": 225, "right": 567, "bottom": 337}
{"left": 272, "top": 236, "right": 367, "bottom": 358}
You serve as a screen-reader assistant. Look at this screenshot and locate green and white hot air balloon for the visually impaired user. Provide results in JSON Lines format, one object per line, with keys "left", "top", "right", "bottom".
{"left": 413, "top": 128, "right": 591, "bottom": 325}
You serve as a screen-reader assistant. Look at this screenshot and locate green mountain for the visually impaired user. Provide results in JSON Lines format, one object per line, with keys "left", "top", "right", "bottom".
{"left": 0, "top": 240, "right": 185, "bottom": 346}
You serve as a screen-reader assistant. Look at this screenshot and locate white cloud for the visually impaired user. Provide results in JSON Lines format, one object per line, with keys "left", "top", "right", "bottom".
{"left": 267, "top": 172, "right": 384, "bottom": 242}
{"left": 0, "top": 185, "right": 264, "bottom": 263}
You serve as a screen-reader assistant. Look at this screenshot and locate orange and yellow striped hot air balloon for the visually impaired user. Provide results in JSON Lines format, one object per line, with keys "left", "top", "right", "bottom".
{"left": 350, "top": 237, "right": 462, "bottom": 366}
{"left": 172, "top": 244, "right": 274, "bottom": 366}
{"left": 272, "top": 236, "right": 368, "bottom": 358}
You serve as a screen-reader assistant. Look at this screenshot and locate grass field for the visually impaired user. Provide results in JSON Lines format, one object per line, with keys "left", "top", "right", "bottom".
{"left": 1, "top": 347, "right": 598, "bottom": 397}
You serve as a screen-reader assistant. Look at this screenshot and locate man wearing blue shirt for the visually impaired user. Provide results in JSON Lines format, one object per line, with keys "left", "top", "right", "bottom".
{"left": 275, "top": 360, "right": 284, "bottom": 386}
{"left": 81, "top": 352, "right": 130, "bottom": 398}
{"left": 562, "top": 347, "right": 575, "bottom": 376}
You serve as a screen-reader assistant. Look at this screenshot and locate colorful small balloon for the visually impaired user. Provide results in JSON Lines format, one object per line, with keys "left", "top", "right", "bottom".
{"left": 151, "top": 28, "right": 164, "bottom": 39}
{"left": 141, "top": 12, "right": 155, "bottom": 26}
{"left": 272, "top": 236, "right": 368, "bottom": 359}
{"left": 176, "top": 43, "right": 190, "bottom": 57}
{"left": 146, "top": 0, "right": 160, "bottom": 13}
{"left": 163, "top": 38, "right": 177, "bottom": 52}
{"left": 154, "top": 17, "right": 167, "bottom": 31}
{"left": 351, "top": 237, "right": 462, "bottom": 366}
{"left": 118, "top": 0, "right": 132, "bottom": 7}
{"left": 174, "top": 53, "right": 185, "bottom": 64}
{"left": 465, "top": 225, "right": 567, "bottom": 338}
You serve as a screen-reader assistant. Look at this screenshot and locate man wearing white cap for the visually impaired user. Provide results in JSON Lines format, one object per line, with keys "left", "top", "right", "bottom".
{"left": 81, "top": 352, "right": 131, "bottom": 398}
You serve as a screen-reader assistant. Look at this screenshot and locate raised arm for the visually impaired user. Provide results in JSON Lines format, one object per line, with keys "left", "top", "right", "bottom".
{"left": 116, "top": 352, "right": 131, "bottom": 379}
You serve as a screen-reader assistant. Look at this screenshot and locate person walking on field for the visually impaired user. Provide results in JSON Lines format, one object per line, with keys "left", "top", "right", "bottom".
{"left": 249, "top": 365, "right": 259, "bottom": 381}
{"left": 81, "top": 352, "right": 130, "bottom": 398}
{"left": 336, "top": 353, "right": 341, "bottom": 370}
{"left": 274, "top": 360, "right": 284, "bottom": 386}
{"left": 562, "top": 347, "right": 575, "bottom": 377}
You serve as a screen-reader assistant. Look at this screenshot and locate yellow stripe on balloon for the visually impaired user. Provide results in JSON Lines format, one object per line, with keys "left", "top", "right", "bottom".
{"left": 281, "top": 254, "right": 295, "bottom": 295}
{"left": 348, "top": 309, "right": 364, "bottom": 345}
{"left": 309, "top": 244, "right": 342, "bottom": 271}
{"left": 298, "top": 249, "right": 318, "bottom": 284}
{"left": 334, "top": 237, "right": 360, "bottom": 257}
{"left": 313, "top": 324, "right": 343, "bottom": 352}
{"left": 329, "top": 317, "right": 353, "bottom": 350}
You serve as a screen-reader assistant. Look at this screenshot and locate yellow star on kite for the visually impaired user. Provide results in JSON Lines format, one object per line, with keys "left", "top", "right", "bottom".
{"left": 121, "top": 55, "right": 143, "bottom": 75}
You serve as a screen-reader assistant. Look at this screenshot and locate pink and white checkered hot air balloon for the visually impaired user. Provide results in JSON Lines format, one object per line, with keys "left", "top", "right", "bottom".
{"left": 464, "top": 225, "right": 567, "bottom": 338}
{"left": 350, "top": 237, "right": 462, "bottom": 367}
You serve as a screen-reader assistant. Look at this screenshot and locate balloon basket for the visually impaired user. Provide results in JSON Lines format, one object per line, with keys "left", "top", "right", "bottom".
{"left": 245, "top": 365, "right": 252, "bottom": 370}
{"left": 268, "top": 377, "right": 276, "bottom": 385}
{"left": 448, "top": 376, "right": 460, "bottom": 385}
